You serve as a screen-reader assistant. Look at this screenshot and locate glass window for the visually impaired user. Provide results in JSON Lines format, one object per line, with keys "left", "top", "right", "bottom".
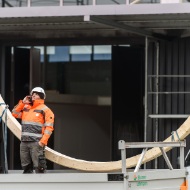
{"left": 70, "top": 45, "right": 92, "bottom": 62}
{"left": 93, "top": 45, "right": 111, "bottom": 60}
{"left": 49, "top": 46, "right": 69, "bottom": 62}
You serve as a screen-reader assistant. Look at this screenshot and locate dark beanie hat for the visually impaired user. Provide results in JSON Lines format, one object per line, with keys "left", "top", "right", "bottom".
{"left": 33, "top": 91, "right": 45, "bottom": 99}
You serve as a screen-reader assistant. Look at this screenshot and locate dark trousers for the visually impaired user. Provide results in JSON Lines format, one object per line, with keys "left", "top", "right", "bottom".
{"left": 20, "top": 141, "right": 45, "bottom": 172}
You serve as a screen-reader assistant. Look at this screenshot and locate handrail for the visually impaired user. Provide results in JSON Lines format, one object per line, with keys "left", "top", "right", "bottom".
{"left": 118, "top": 140, "right": 186, "bottom": 173}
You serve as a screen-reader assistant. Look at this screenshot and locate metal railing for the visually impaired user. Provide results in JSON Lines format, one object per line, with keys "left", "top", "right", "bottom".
{"left": 118, "top": 140, "right": 186, "bottom": 173}
{"left": 0, "top": 0, "right": 169, "bottom": 8}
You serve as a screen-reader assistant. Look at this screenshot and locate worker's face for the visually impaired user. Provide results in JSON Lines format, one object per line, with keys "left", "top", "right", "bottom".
{"left": 32, "top": 92, "right": 41, "bottom": 100}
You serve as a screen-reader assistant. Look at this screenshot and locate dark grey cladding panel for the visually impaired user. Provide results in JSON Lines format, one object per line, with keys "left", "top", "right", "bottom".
{"left": 147, "top": 38, "right": 190, "bottom": 169}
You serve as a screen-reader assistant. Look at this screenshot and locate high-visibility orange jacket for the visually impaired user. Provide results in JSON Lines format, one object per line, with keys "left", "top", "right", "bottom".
{"left": 12, "top": 99, "right": 54, "bottom": 145}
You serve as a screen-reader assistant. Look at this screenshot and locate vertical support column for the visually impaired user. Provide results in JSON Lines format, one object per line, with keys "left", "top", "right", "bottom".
{"left": 92, "top": 0, "right": 96, "bottom": 6}
{"left": 144, "top": 37, "right": 149, "bottom": 144}
{"left": 27, "top": 0, "right": 31, "bottom": 7}
{"left": 0, "top": 46, "right": 5, "bottom": 98}
{"left": 180, "top": 145, "right": 184, "bottom": 169}
{"left": 60, "top": 0, "right": 63, "bottom": 6}
{"left": 155, "top": 42, "right": 160, "bottom": 142}
{"left": 126, "top": 0, "right": 129, "bottom": 4}
{"left": 118, "top": 140, "right": 128, "bottom": 190}
{"left": 42, "top": 46, "right": 47, "bottom": 89}
{"left": 155, "top": 41, "right": 160, "bottom": 169}
{"left": 0, "top": 45, "right": 6, "bottom": 173}
{"left": 118, "top": 140, "right": 126, "bottom": 174}
{"left": 9, "top": 46, "right": 15, "bottom": 170}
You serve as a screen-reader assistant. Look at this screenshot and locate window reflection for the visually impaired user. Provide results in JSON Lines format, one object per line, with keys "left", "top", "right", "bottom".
{"left": 47, "top": 45, "right": 112, "bottom": 62}
{"left": 49, "top": 46, "right": 69, "bottom": 62}
{"left": 94, "top": 45, "right": 111, "bottom": 61}
{"left": 70, "top": 45, "right": 92, "bottom": 62}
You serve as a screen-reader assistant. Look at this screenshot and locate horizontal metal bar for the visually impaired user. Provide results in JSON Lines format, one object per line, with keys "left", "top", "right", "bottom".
{"left": 124, "top": 141, "right": 186, "bottom": 148}
{"left": 148, "top": 75, "right": 190, "bottom": 77}
{"left": 149, "top": 114, "right": 189, "bottom": 118}
{"left": 148, "top": 92, "right": 190, "bottom": 94}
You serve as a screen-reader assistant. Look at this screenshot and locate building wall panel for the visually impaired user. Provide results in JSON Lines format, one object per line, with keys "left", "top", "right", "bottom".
{"left": 147, "top": 38, "right": 190, "bottom": 169}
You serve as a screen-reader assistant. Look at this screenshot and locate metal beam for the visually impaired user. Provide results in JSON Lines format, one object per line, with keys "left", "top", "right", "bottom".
{"left": 3, "top": 0, "right": 13, "bottom": 7}
{"left": 89, "top": 16, "right": 168, "bottom": 41}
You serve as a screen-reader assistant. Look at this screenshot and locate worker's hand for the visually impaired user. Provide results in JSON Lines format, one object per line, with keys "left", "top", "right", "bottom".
{"left": 23, "top": 96, "right": 32, "bottom": 104}
{"left": 38, "top": 141, "right": 45, "bottom": 147}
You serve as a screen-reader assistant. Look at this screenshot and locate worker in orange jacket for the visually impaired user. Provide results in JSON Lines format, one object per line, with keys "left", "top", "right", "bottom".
{"left": 12, "top": 87, "right": 54, "bottom": 173}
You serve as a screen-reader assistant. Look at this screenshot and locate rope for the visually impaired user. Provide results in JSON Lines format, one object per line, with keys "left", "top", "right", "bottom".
{"left": 0, "top": 103, "right": 7, "bottom": 122}
{"left": 0, "top": 103, "right": 9, "bottom": 174}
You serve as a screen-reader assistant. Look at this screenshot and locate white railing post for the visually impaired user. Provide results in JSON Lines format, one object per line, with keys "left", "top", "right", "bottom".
{"left": 60, "top": 0, "right": 63, "bottom": 6}
{"left": 92, "top": 0, "right": 96, "bottom": 6}
{"left": 126, "top": 0, "right": 129, "bottom": 4}
{"left": 27, "top": 0, "right": 31, "bottom": 7}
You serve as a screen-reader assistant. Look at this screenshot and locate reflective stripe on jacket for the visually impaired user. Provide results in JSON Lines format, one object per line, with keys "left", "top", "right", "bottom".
{"left": 12, "top": 99, "right": 54, "bottom": 145}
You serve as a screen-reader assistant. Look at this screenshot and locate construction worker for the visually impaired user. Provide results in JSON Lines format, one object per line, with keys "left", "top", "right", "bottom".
{"left": 12, "top": 87, "right": 54, "bottom": 173}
